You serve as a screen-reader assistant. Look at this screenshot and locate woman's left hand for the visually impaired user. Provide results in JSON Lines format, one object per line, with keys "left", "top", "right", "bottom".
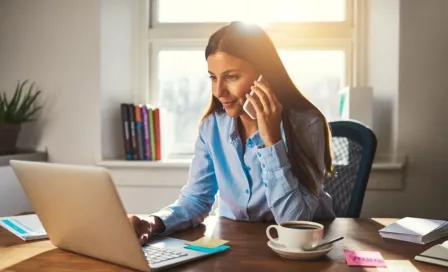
{"left": 245, "top": 80, "right": 283, "bottom": 147}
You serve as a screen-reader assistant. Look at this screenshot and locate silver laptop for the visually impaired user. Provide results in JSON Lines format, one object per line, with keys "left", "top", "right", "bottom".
{"left": 9, "top": 160, "right": 223, "bottom": 271}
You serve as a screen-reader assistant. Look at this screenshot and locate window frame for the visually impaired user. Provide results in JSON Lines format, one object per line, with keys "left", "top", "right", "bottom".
{"left": 149, "top": 40, "right": 209, "bottom": 107}
{"left": 150, "top": 0, "right": 355, "bottom": 29}
{"left": 138, "top": 0, "right": 366, "bottom": 158}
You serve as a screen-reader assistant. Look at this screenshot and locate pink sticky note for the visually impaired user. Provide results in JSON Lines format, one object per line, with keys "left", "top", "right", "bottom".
{"left": 344, "top": 250, "right": 387, "bottom": 267}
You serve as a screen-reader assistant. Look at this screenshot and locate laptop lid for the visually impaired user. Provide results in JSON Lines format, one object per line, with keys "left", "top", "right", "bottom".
{"left": 9, "top": 160, "right": 151, "bottom": 272}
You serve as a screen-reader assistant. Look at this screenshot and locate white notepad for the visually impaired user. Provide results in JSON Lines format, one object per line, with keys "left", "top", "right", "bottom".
{"left": 415, "top": 240, "right": 448, "bottom": 268}
{"left": 0, "top": 214, "right": 47, "bottom": 241}
{"left": 379, "top": 217, "right": 448, "bottom": 244}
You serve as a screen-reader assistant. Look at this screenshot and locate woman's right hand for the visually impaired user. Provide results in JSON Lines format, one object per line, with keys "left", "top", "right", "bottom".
{"left": 128, "top": 215, "right": 155, "bottom": 245}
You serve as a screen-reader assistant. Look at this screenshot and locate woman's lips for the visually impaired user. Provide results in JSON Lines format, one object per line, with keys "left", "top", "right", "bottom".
{"left": 222, "top": 100, "right": 237, "bottom": 109}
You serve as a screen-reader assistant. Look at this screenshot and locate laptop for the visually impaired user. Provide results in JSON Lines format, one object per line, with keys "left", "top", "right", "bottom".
{"left": 9, "top": 160, "right": 223, "bottom": 271}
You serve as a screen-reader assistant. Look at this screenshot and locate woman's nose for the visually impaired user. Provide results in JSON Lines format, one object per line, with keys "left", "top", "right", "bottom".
{"left": 215, "top": 80, "right": 228, "bottom": 97}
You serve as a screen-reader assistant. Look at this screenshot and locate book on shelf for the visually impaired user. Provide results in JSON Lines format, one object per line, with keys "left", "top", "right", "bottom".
{"left": 120, "top": 104, "right": 132, "bottom": 160}
{"left": 120, "top": 103, "right": 162, "bottom": 161}
{"left": 142, "top": 105, "right": 152, "bottom": 160}
{"left": 154, "top": 108, "right": 161, "bottom": 160}
{"left": 379, "top": 217, "right": 448, "bottom": 244}
{"left": 127, "top": 104, "right": 138, "bottom": 160}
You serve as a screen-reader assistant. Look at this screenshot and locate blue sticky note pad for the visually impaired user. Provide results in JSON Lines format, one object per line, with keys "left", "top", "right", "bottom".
{"left": 184, "top": 244, "right": 230, "bottom": 254}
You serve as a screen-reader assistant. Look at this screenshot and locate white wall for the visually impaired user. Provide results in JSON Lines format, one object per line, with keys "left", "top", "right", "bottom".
{"left": 100, "top": 0, "right": 140, "bottom": 160}
{"left": 0, "top": 0, "right": 147, "bottom": 216}
{"left": 0, "top": 0, "right": 103, "bottom": 216}
{"left": 0, "top": 0, "right": 447, "bottom": 219}
{"left": 0, "top": 166, "right": 32, "bottom": 216}
{"left": 396, "top": 0, "right": 447, "bottom": 217}
{"left": 362, "top": 0, "right": 448, "bottom": 219}
{"left": 367, "top": 0, "right": 400, "bottom": 156}
{"left": 0, "top": 0, "right": 102, "bottom": 164}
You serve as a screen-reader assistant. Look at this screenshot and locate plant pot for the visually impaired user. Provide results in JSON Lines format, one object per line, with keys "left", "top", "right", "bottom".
{"left": 0, "top": 123, "right": 21, "bottom": 154}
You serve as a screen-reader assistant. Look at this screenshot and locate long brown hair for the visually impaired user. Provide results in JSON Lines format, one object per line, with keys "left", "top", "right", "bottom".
{"left": 202, "top": 21, "right": 333, "bottom": 196}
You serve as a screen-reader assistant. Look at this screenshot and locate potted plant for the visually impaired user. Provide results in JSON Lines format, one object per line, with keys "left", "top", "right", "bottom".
{"left": 0, "top": 80, "right": 42, "bottom": 154}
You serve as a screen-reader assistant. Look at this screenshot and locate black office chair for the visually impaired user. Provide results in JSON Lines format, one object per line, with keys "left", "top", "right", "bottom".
{"left": 324, "top": 120, "right": 377, "bottom": 218}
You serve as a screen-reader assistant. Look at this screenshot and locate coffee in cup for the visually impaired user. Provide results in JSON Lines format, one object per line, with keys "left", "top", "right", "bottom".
{"left": 281, "top": 222, "right": 321, "bottom": 230}
{"left": 266, "top": 221, "right": 323, "bottom": 250}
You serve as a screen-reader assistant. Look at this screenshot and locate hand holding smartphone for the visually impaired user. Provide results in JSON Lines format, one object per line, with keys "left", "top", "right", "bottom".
{"left": 243, "top": 75, "right": 263, "bottom": 119}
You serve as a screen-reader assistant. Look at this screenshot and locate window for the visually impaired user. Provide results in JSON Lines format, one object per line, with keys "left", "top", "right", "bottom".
{"left": 278, "top": 49, "right": 346, "bottom": 120}
{"left": 145, "top": 0, "right": 360, "bottom": 159}
{"left": 157, "top": 50, "right": 210, "bottom": 156}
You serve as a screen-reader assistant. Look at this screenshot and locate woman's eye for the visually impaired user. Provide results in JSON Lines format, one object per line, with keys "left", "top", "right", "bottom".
{"left": 226, "top": 75, "right": 239, "bottom": 81}
{"left": 209, "top": 75, "right": 217, "bottom": 81}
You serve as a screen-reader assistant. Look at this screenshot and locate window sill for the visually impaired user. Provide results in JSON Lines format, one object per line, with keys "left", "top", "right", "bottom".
{"left": 372, "top": 161, "right": 405, "bottom": 170}
{"left": 97, "top": 158, "right": 405, "bottom": 170}
{"left": 0, "top": 150, "right": 48, "bottom": 167}
{"left": 97, "top": 155, "right": 406, "bottom": 190}
{"left": 97, "top": 159, "right": 191, "bottom": 168}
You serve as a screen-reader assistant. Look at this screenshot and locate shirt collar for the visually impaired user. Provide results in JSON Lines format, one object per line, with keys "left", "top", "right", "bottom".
{"left": 228, "top": 116, "right": 286, "bottom": 148}
{"left": 229, "top": 117, "right": 239, "bottom": 143}
{"left": 229, "top": 117, "right": 262, "bottom": 145}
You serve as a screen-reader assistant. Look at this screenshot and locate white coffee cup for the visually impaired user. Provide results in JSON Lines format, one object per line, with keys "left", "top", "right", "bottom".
{"left": 266, "top": 221, "right": 324, "bottom": 250}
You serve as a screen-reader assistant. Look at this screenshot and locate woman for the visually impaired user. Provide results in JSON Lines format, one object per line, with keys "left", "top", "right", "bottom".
{"left": 129, "top": 21, "right": 335, "bottom": 244}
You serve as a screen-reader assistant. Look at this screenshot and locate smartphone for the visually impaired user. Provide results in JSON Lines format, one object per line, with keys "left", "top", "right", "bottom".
{"left": 243, "top": 75, "right": 263, "bottom": 120}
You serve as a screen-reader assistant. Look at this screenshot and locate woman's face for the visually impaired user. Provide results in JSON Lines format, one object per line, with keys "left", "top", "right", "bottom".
{"left": 207, "top": 52, "right": 258, "bottom": 117}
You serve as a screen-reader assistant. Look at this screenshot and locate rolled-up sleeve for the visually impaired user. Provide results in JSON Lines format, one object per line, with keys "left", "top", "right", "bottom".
{"left": 257, "top": 116, "right": 334, "bottom": 223}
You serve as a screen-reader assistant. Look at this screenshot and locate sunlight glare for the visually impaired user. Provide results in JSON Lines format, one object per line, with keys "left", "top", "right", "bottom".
{"left": 158, "top": 0, "right": 346, "bottom": 23}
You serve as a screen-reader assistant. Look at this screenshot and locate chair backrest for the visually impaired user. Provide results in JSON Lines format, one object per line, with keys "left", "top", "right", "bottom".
{"left": 324, "top": 120, "right": 377, "bottom": 218}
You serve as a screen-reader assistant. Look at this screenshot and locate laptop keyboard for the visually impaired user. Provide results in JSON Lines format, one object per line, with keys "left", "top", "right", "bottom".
{"left": 142, "top": 245, "right": 188, "bottom": 265}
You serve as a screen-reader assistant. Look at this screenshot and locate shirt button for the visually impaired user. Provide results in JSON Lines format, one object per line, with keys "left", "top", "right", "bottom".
{"left": 246, "top": 166, "right": 251, "bottom": 171}
{"left": 257, "top": 152, "right": 262, "bottom": 157}
{"left": 247, "top": 139, "right": 254, "bottom": 148}
{"left": 262, "top": 163, "right": 265, "bottom": 168}
{"left": 264, "top": 182, "right": 268, "bottom": 187}
{"left": 245, "top": 189, "right": 249, "bottom": 194}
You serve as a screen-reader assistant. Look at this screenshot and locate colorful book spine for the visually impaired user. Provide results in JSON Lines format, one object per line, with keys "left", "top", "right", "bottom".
{"left": 127, "top": 104, "right": 138, "bottom": 160}
{"left": 134, "top": 105, "right": 145, "bottom": 160}
{"left": 154, "top": 108, "right": 161, "bottom": 160}
{"left": 121, "top": 103, "right": 161, "bottom": 160}
{"left": 120, "top": 104, "right": 132, "bottom": 160}
{"left": 141, "top": 105, "right": 152, "bottom": 160}
{"left": 148, "top": 107, "right": 156, "bottom": 161}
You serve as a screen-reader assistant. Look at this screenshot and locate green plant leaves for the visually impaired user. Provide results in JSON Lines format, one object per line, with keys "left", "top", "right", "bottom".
{"left": 0, "top": 80, "right": 42, "bottom": 123}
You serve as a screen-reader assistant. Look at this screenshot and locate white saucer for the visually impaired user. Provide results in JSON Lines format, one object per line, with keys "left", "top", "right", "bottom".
{"left": 267, "top": 239, "right": 334, "bottom": 260}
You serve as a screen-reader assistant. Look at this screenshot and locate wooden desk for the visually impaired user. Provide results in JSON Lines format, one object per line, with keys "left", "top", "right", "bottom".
{"left": 0, "top": 217, "right": 445, "bottom": 271}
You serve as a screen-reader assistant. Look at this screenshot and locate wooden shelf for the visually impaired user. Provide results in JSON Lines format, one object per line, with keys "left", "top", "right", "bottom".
{"left": 0, "top": 150, "right": 47, "bottom": 167}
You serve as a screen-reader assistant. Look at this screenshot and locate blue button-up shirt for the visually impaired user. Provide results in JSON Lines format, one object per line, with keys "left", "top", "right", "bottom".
{"left": 152, "top": 110, "right": 335, "bottom": 234}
